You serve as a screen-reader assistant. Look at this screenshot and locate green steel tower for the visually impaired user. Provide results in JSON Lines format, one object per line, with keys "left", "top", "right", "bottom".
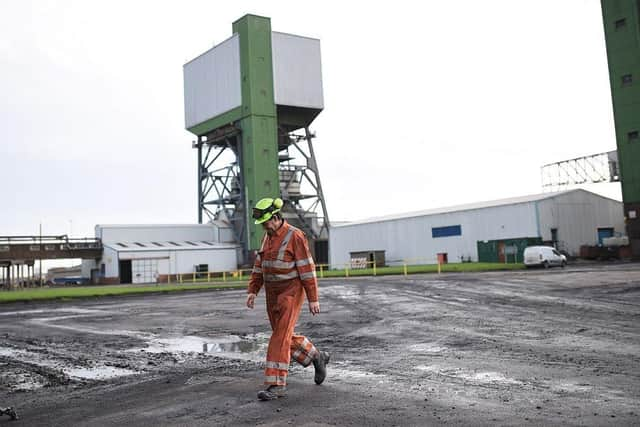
{"left": 183, "top": 15, "right": 329, "bottom": 265}
{"left": 601, "top": 1, "right": 640, "bottom": 257}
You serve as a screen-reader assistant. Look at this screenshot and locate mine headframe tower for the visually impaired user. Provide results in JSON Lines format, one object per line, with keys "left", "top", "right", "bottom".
{"left": 185, "top": 15, "right": 329, "bottom": 265}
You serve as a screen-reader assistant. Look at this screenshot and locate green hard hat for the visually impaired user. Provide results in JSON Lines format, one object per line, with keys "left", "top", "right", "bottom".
{"left": 252, "top": 197, "right": 284, "bottom": 224}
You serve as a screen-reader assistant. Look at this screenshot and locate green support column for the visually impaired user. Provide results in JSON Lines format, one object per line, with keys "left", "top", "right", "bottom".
{"left": 233, "top": 15, "right": 280, "bottom": 250}
{"left": 601, "top": 1, "right": 640, "bottom": 257}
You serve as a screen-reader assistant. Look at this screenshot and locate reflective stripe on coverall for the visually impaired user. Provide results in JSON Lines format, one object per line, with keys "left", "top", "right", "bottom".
{"left": 248, "top": 221, "right": 319, "bottom": 386}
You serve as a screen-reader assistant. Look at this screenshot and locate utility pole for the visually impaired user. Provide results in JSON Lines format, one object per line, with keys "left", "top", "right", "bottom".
{"left": 39, "top": 222, "right": 43, "bottom": 286}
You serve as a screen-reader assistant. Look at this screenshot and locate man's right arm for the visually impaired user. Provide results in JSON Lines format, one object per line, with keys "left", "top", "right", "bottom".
{"left": 247, "top": 252, "right": 264, "bottom": 296}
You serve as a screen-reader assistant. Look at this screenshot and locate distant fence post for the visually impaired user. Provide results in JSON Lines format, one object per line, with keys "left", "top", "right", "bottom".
{"left": 437, "top": 261, "right": 441, "bottom": 274}
{"left": 223, "top": 271, "right": 226, "bottom": 282}
{"left": 345, "top": 263, "right": 349, "bottom": 278}
{"left": 373, "top": 260, "right": 377, "bottom": 276}
{"left": 319, "top": 264, "right": 324, "bottom": 279}
{"left": 403, "top": 262, "right": 407, "bottom": 276}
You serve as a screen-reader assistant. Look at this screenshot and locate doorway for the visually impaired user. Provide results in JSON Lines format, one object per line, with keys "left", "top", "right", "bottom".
{"left": 497, "top": 242, "right": 505, "bottom": 263}
{"left": 119, "top": 259, "right": 132, "bottom": 284}
{"left": 597, "top": 227, "right": 614, "bottom": 245}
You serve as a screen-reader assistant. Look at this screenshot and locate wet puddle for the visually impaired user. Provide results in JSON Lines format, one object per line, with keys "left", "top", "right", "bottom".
{"left": 135, "top": 333, "right": 269, "bottom": 362}
{"left": 202, "top": 337, "right": 264, "bottom": 354}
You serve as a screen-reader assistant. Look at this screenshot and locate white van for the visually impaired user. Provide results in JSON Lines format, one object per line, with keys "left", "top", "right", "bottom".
{"left": 523, "top": 246, "right": 567, "bottom": 268}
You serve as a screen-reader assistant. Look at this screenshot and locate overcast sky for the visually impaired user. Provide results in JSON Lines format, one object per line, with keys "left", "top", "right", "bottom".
{"left": 0, "top": 0, "right": 620, "bottom": 242}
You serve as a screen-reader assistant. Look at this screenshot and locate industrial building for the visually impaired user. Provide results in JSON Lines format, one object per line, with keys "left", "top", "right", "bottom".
{"left": 82, "top": 224, "right": 237, "bottom": 284}
{"left": 329, "top": 189, "right": 624, "bottom": 268}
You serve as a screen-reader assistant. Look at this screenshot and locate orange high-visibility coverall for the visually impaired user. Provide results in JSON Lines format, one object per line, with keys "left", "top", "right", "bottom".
{"left": 248, "top": 221, "right": 319, "bottom": 386}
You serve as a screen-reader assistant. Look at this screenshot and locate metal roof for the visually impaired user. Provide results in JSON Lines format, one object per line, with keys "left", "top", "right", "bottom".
{"left": 333, "top": 189, "right": 616, "bottom": 227}
{"left": 103, "top": 241, "right": 237, "bottom": 252}
{"left": 96, "top": 224, "right": 214, "bottom": 229}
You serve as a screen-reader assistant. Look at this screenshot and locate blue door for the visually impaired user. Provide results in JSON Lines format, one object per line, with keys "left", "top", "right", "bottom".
{"left": 597, "top": 228, "right": 614, "bottom": 245}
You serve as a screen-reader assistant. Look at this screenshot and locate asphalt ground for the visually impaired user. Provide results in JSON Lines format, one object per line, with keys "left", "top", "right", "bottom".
{"left": 0, "top": 263, "right": 638, "bottom": 426}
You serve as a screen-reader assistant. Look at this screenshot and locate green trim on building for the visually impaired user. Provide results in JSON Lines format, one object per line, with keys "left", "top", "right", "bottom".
{"left": 187, "top": 106, "right": 243, "bottom": 136}
{"left": 477, "top": 237, "right": 543, "bottom": 263}
{"left": 233, "top": 14, "right": 280, "bottom": 250}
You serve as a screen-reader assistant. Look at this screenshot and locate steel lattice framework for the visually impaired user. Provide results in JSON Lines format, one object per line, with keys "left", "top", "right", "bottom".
{"left": 278, "top": 127, "right": 330, "bottom": 241}
{"left": 195, "top": 125, "right": 329, "bottom": 261}
{"left": 541, "top": 150, "right": 619, "bottom": 192}
{"left": 195, "top": 125, "right": 246, "bottom": 246}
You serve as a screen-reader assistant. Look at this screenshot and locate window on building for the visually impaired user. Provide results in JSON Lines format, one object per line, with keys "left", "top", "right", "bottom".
{"left": 200, "top": 241, "right": 215, "bottom": 246}
{"left": 622, "top": 74, "right": 632, "bottom": 87}
{"left": 152, "top": 242, "right": 164, "bottom": 247}
{"left": 432, "top": 225, "right": 462, "bottom": 238}
{"left": 168, "top": 241, "right": 180, "bottom": 247}
{"left": 629, "top": 130, "right": 639, "bottom": 142}
{"left": 134, "top": 242, "right": 146, "bottom": 247}
{"left": 615, "top": 18, "right": 626, "bottom": 29}
{"left": 185, "top": 241, "right": 198, "bottom": 246}
{"left": 116, "top": 243, "right": 128, "bottom": 248}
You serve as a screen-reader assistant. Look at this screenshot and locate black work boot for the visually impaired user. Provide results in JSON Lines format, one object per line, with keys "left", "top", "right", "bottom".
{"left": 313, "top": 351, "right": 330, "bottom": 385}
{"left": 257, "top": 385, "right": 286, "bottom": 401}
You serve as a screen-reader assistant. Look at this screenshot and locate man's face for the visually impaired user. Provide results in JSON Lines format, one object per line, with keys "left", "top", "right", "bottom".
{"left": 262, "top": 216, "right": 280, "bottom": 235}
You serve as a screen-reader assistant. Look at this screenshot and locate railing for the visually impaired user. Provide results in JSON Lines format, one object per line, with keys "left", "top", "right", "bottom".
{"left": 165, "top": 257, "right": 451, "bottom": 285}
{"left": 1, "top": 258, "right": 525, "bottom": 290}
{"left": 0, "top": 235, "right": 100, "bottom": 245}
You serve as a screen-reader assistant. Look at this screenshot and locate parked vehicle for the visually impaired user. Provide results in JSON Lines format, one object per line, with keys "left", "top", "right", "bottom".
{"left": 523, "top": 246, "right": 567, "bottom": 268}
{"left": 45, "top": 277, "right": 88, "bottom": 286}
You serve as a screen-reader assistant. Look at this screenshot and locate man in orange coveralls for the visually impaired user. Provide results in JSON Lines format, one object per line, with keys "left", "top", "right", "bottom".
{"left": 246, "top": 197, "right": 330, "bottom": 401}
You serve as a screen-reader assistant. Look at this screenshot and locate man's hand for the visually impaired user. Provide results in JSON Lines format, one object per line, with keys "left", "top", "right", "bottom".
{"left": 309, "top": 301, "right": 320, "bottom": 315}
{"left": 246, "top": 293, "right": 256, "bottom": 309}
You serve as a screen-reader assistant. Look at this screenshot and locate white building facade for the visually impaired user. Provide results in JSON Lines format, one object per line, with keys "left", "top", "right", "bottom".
{"left": 83, "top": 224, "right": 238, "bottom": 284}
{"left": 329, "top": 190, "right": 624, "bottom": 267}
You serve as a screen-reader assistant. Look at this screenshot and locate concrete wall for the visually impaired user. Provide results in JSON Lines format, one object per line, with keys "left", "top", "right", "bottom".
{"left": 329, "top": 202, "right": 539, "bottom": 267}
{"left": 81, "top": 259, "right": 96, "bottom": 278}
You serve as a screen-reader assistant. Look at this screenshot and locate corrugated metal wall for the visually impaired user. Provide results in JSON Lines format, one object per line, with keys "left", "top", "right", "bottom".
{"left": 117, "top": 248, "right": 237, "bottom": 274}
{"left": 101, "top": 246, "right": 119, "bottom": 277}
{"left": 183, "top": 35, "right": 242, "bottom": 129}
{"left": 183, "top": 31, "right": 323, "bottom": 130}
{"left": 271, "top": 32, "right": 324, "bottom": 109}
{"left": 329, "top": 203, "right": 539, "bottom": 267}
{"left": 330, "top": 191, "right": 625, "bottom": 266}
{"left": 536, "top": 190, "right": 625, "bottom": 255}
